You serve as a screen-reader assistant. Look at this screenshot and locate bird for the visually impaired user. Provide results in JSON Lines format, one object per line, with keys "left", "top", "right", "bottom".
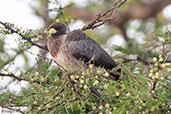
{"left": 47, "top": 22, "right": 120, "bottom": 80}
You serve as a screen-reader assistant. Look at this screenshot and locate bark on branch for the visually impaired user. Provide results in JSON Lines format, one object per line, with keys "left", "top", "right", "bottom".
{"left": 70, "top": 0, "right": 171, "bottom": 41}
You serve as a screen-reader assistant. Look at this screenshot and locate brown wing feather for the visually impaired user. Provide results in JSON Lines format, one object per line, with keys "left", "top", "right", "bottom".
{"left": 65, "top": 30, "right": 118, "bottom": 69}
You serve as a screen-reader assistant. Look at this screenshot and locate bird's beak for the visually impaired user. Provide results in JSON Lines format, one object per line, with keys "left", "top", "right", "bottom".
{"left": 49, "top": 28, "right": 57, "bottom": 34}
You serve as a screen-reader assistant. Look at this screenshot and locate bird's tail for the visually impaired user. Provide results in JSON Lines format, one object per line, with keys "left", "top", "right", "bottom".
{"left": 109, "top": 69, "right": 121, "bottom": 80}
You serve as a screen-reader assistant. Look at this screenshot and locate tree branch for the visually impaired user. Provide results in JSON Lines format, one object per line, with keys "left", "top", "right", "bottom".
{"left": 81, "top": 0, "right": 127, "bottom": 31}
{"left": 120, "top": 63, "right": 159, "bottom": 99}
{"left": 0, "top": 73, "right": 24, "bottom": 81}
{"left": 71, "top": 0, "right": 171, "bottom": 41}
{"left": 0, "top": 21, "right": 48, "bottom": 51}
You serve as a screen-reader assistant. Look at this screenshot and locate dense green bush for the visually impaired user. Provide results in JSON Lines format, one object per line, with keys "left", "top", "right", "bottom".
{"left": 0, "top": 0, "right": 171, "bottom": 114}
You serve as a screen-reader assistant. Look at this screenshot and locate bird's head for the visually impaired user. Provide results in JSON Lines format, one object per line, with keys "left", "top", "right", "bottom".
{"left": 49, "top": 22, "right": 70, "bottom": 36}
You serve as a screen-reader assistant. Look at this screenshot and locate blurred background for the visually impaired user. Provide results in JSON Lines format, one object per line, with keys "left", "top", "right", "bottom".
{"left": 0, "top": 0, "right": 171, "bottom": 113}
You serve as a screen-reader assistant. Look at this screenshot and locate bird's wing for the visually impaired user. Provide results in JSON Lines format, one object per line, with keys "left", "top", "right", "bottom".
{"left": 65, "top": 30, "right": 117, "bottom": 69}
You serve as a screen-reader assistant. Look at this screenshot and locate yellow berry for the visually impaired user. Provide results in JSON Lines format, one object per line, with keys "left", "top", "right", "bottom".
{"left": 43, "top": 30, "right": 47, "bottom": 33}
{"left": 105, "top": 104, "right": 110, "bottom": 108}
{"left": 99, "top": 112, "right": 103, "bottom": 114}
{"left": 95, "top": 75, "right": 98, "bottom": 79}
{"left": 92, "top": 106, "right": 96, "bottom": 110}
{"left": 155, "top": 72, "right": 159, "bottom": 77}
{"left": 33, "top": 101, "right": 37, "bottom": 105}
{"left": 104, "top": 72, "right": 109, "bottom": 77}
{"left": 168, "top": 68, "right": 171, "bottom": 72}
{"left": 37, "top": 106, "right": 41, "bottom": 110}
{"left": 159, "top": 55, "right": 162, "bottom": 58}
{"left": 96, "top": 70, "right": 101, "bottom": 74}
{"left": 160, "top": 77, "right": 164, "bottom": 80}
{"left": 35, "top": 72, "right": 39, "bottom": 76}
{"left": 70, "top": 19, "right": 75, "bottom": 23}
{"left": 153, "top": 68, "right": 158, "bottom": 72}
{"left": 152, "top": 76, "right": 155, "bottom": 80}
{"left": 30, "top": 78, "right": 34, "bottom": 81}
{"left": 80, "top": 80, "right": 84, "bottom": 84}
{"left": 115, "top": 92, "right": 120, "bottom": 96}
{"left": 4, "top": 67, "right": 8, "bottom": 71}
{"left": 46, "top": 104, "right": 50, "bottom": 107}
{"left": 82, "top": 72, "right": 85, "bottom": 75}
{"left": 86, "top": 78, "right": 89, "bottom": 83}
{"left": 93, "top": 80, "right": 99, "bottom": 86}
{"left": 150, "top": 69, "right": 153, "bottom": 73}
{"left": 169, "top": 25, "right": 171, "bottom": 29}
{"left": 145, "top": 109, "right": 149, "bottom": 113}
{"left": 113, "top": 107, "right": 116, "bottom": 110}
{"left": 56, "top": 97, "right": 60, "bottom": 99}
{"left": 166, "top": 63, "right": 171, "bottom": 66}
{"left": 149, "top": 73, "right": 153, "bottom": 77}
{"left": 71, "top": 75, "right": 75, "bottom": 80}
{"left": 104, "top": 85, "right": 108, "bottom": 89}
{"left": 153, "top": 57, "right": 157, "bottom": 62}
{"left": 83, "top": 85, "right": 88, "bottom": 89}
{"left": 155, "top": 75, "right": 159, "bottom": 79}
{"left": 81, "top": 75, "right": 84, "bottom": 79}
{"left": 162, "top": 63, "right": 167, "bottom": 68}
{"left": 75, "top": 75, "right": 79, "bottom": 79}
{"left": 99, "top": 105, "right": 103, "bottom": 110}
{"left": 56, "top": 19, "right": 60, "bottom": 22}
{"left": 159, "top": 58, "right": 164, "bottom": 62}
{"left": 126, "top": 92, "right": 130, "bottom": 97}
{"left": 73, "top": 79, "right": 77, "bottom": 82}
{"left": 89, "top": 64, "right": 93, "bottom": 69}
{"left": 151, "top": 107, "right": 155, "bottom": 111}
{"left": 155, "top": 63, "right": 158, "bottom": 66}
{"left": 28, "top": 105, "right": 32, "bottom": 110}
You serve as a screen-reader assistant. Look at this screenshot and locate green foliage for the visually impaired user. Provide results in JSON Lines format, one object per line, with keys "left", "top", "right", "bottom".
{"left": 155, "top": 27, "right": 171, "bottom": 42}
{"left": 0, "top": 0, "right": 171, "bottom": 114}
{"left": 0, "top": 57, "right": 170, "bottom": 114}
{"left": 114, "top": 39, "right": 157, "bottom": 61}
{"left": 0, "top": 39, "right": 4, "bottom": 52}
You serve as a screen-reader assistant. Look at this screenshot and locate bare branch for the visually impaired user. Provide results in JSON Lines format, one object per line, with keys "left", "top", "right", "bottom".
{"left": 82, "top": 0, "right": 127, "bottom": 31}
{"left": 0, "top": 104, "right": 25, "bottom": 114}
{"left": 0, "top": 73, "right": 24, "bottom": 81}
{"left": 0, "top": 72, "right": 49, "bottom": 85}
{"left": 0, "top": 21, "right": 48, "bottom": 51}
{"left": 72, "top": 0, "right": 171, "bottom": 41}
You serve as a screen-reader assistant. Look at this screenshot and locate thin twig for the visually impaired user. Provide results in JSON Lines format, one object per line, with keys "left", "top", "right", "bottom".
{"left": 68, "top": 75, "right": 83, "bottom": 98}
{"left": 43, "top": 82, "right": 70, "bottom": 106}
{"left": 42, "top": 98, "right": 79, "bottom": 112}
{"left": 120, "top": 63, "right": 159, "bottom": 99}
{"left": 82, "top": 0, "right": 127, "bottom": 31}
{"left": 0, "top": 72, "right": 50, "bottom": 85}
{"left": 0, "top": 105, "right": 24, "bottom": 114}
{"left": 0, "top": 73, "right": 24, "bottom": 81}
{"left": 0, "top": 21, "right": 48, "bottom": 51}
{"left": 53, "top": 82, "right": 69, "bottom": 99}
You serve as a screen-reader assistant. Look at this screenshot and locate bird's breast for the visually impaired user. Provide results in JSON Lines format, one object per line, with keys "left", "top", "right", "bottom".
{"left": 53, "top": 51, "right": 81, "bottom": 71}
{"left": 47, "top": 35, "right": 66, "bottom": 57}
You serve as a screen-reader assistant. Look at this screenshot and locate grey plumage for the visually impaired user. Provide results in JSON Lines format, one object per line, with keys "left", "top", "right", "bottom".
{"left": 47, "top": 22, "right": 120, "bottom": 79}
{"left": 66, "top": 30, "right": 117, "bottom": 69}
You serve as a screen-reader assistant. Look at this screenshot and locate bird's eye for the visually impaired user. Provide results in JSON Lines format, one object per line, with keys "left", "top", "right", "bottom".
{"left": 49, "top": 28, "right": 57, "bottom": 34}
